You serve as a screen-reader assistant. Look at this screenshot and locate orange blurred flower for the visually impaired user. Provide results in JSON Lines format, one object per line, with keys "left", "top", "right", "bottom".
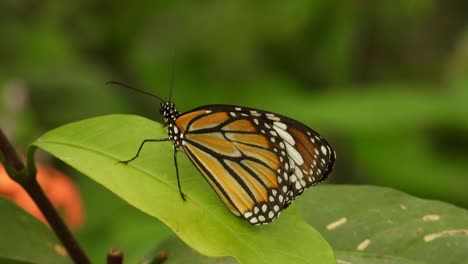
{"left": 0, "top": 163, "right": 84, "bottom": 230}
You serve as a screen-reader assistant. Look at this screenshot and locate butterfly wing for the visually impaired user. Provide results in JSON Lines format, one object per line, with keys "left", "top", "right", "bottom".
{"left": 174, "top": 105, "right": 335, "bottom": 225}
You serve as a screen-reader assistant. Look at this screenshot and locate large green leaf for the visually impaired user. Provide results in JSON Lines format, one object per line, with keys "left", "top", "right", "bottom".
{"left": 0, "top": 197, "right": 71, "bottom": 264}
{"left": 298, "top": 185, "right": 468, "bottom": 264}
{"left": 146, "top": 186, "right": 468, "bottom": 264}
{"left": 33, "top": 115, "right": 335, "bottom": 264}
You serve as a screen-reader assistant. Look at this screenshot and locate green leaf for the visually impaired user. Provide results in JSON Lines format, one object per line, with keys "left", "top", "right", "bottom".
{"left": 147, "top": 185, "right": 468, "bottom": 264}
{"left": 33, "top": 115, "right": 335, "bottom": 264}
{"left": 297, "top": 185, "right": 468, "bottom": 264}
{"left": 0, "top": 197, "right": 71, "bottom": 264}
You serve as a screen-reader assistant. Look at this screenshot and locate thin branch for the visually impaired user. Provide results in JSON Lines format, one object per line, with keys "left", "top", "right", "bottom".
{"left": 0, "top": 129, "right": 24, "bottom": 171}
{"left": 0, "top": 129, "right": 90, "bottom": 264}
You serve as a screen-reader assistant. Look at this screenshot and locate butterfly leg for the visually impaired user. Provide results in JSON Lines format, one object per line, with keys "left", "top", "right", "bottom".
{"left": 119, "top": 138, "right": 170, "bottom": 164}
{"left": 173, "top": 150, "right": 186, "bottom": 201}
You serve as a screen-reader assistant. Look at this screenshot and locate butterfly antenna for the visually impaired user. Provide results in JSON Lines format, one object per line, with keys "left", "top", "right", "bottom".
{"left": 106, "top": 81, "right": 165, "bottom": 103}
{"left": 169, "top": 53, "right": 176, "bottom": 103}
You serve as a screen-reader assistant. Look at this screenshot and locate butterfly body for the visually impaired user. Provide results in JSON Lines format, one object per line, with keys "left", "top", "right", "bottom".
{"left": 159, "top": 102, "right": 335, "bottom": 225}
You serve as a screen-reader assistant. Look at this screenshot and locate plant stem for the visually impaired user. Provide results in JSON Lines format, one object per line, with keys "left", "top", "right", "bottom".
{"left": 0, "top": 129, "right": 24, "bottom": 171}
{"left": 107, "top": 248, "right": 123, "bottom": 264}
{"left": 0, "top": 129, "right": 90, "bottom": 264}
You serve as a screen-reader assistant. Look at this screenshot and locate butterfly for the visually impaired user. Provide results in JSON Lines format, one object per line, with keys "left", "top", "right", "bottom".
{"left": 111, "top": 82, "right": 336, "bottom": 225}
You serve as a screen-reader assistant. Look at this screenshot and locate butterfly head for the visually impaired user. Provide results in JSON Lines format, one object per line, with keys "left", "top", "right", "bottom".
{"left": 160, "top": 101, "right": 180, "bottom": 125}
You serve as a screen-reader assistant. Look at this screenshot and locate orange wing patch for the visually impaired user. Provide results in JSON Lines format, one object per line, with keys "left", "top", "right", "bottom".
{"left": 182, "top": 147, "right": 239, "bottom": 215}
{"left": 224, "top": 133, "right": 270, "bottom": 148}
{"left": 224, "top": 160, "right": 268, "bottom": 203}
{"left": 222, "top": 119, "right": 257, "bottom": 132}
{"left": 185, "top": 133, "right": 242, "bottom": 157}
{"left": 288, "top": 127, "right": 316, "bottom": 172}
{"left": 189, "top": 112, "right": 230, "bottom": 131}
{"left": 175, "top": 110, "right": 207, "bottom": 132}
{"left": 184, "top": 143, "right": 253, "bottom": 213}
{"left": 241, "top": 160, "right": 278, "bottom": 188}
{"left": 234, "top": 143, "right": 280, "bottom": 169}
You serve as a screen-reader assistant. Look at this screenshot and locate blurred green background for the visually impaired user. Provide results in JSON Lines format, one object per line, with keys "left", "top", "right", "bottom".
{"left": 1, "top": 0, "right": 467, "bottom": 262}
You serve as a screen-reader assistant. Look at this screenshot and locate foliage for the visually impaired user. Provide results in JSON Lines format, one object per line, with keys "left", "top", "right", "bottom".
{"left": 147, "top": 186, "right": 468, "bottom": 264}
{"left": 33, "top": 115, "right": 335, "bottom": 263}
{"left": 0, "top": 197, "right": 71, "bottom": 264}
{"left": 1, "top": 0, "right": 467, "bottom": 262}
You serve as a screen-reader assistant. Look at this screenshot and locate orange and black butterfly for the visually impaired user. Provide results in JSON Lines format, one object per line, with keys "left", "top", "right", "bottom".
{"left": 112, "top": 82, "right": 336, "bottom": 225}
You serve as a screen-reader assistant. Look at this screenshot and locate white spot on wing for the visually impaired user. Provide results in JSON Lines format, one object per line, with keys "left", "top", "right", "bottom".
{"left": 295, "top": 168, "right": 304, "bottom": 180}
{"left": 254, "top": 207, "right": 259, "bottom": 214}
{"left": 300, "top": 179, "right": 306, "bottom": 187}
{"left": 273, "top": 126, "right": 295, "bottom": 146}
{"left": 321, "top": 145, "right": 327, "bottom": 155}
{"left": 286, "top": 143, "right": 304, "bottom": 165}
{"left": 273, "top": 121, "right": 287, "bottom": 130}
{"left": 289, "top": 175, "right": 297, "bottom": 182}
{"left": 266, "top": 113, "right": 280, "bottom": 121}
{"left": 268, "top": 211, "right": 274, "bottom": 218}
{"left": 295, "top": 181, "right": 301, "bottom": 190}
